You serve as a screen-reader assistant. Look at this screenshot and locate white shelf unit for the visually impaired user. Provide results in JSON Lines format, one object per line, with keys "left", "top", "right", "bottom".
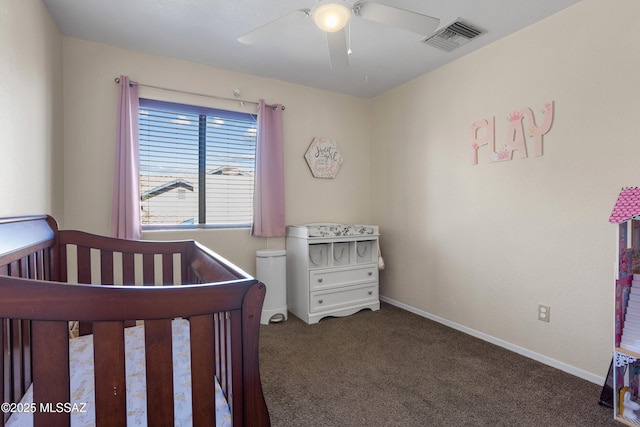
{"left": 286, "top": 224, "right": 380, "bottom": 324}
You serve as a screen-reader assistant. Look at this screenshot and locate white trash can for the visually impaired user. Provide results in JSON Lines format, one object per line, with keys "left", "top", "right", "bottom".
{"left": 256, "top": 249, "right": 287, "bottom": 325}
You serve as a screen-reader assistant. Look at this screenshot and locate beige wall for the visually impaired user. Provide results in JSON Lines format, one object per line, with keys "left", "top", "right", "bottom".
{"left": 62, "top": 38, "right": 371, "bottom": 273}
{"left": 370, "top": 0, "right": 639, "bottom": 382}
{"left": 0, "top": 0, "right": 63, "bottom": 219}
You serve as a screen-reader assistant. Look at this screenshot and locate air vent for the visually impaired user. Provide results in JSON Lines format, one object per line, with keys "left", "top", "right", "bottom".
{"left": 422, "top": 19, "right": 484, "bottom": 52}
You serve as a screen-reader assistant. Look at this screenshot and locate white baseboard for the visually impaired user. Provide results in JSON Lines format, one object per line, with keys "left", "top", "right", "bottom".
{"left": 380, "top": 295, "right": 605, "bottom": 385}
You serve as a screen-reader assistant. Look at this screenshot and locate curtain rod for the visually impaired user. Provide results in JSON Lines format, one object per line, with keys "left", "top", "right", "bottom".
{"left": 114, "top": 77, "right": 284, "bottom": 110}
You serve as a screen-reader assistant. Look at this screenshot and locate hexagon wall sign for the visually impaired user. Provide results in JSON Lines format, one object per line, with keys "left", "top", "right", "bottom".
{"left": 304, "top": 137, "right": 343, "bottom": 179}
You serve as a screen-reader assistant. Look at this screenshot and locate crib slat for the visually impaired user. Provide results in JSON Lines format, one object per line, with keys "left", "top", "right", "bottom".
{"left": 10, "top": 319, "right": 23, "bottom": 400}
{"left": 229, "top": 310, "right": 243, "bottom": 427}
{"left": 76, "top": 245, "right": 91, "bottom": 284}
{"left": 21, "top": 320, "right": 31, "bottom": 391}
{"left": 162, "top": 253, "right": 173, "bottom": 285}
{"left": 7, "top": 261, "right": 16, "bottom": 278}
{"left": 100, "top": 250, "right": 114, "bottom": 285}
{"left": 122, "top": 252, "right": 135, "bottom": 285}
{"left": 19, "top": 256, "right": 27, "bottom": 279}
{"left": 35, "top": 250, "right": 44, "bottom": 280}
{"left": 45, "top": 245, "right": 56, "bottom": 281}
{"left": 2, "top": 319, "right": 9, "bottom": 424}
{"left": 143, "top": 253, "right": 154, "bottom": 285}
{"left": 32, "top": 321, "right": 70, "bottom": 426}
{"left": 190, "top": 315, "right": 216, "bottom": 425}
{"left": 27, "top": 253, "right": 36, "bottom": 279}
{"left": 58, "top": 244, "right": 68, "bottom": 283}
{"left": 93, "top": 321, "right": 126, "bottom": 427}
{"left": 144, "top": 319, "right": 174, "bottom": 424}
{"left": 214, "top": 313, "right": 224, "bottom": 391}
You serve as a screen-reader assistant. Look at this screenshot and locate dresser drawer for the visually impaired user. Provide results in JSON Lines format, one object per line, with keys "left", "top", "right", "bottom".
{"left": 310, "top": 284, "right": 378, "bottom": 313}
{"left": 310, "top": 265, "right": 377, "bottom": 291}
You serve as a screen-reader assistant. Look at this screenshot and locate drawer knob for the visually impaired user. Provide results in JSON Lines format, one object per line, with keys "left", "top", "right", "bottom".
{"left": 318, "top": 299, "right": 323, "bottom": 304}
{"left": 368, "top": 291, "right": 373, "bottom": 295}
{"left": 368, "top": 271, "right": 373, "bottom": 276}
{"left": 318, "top": 278, "right": 323, "bottom": 283}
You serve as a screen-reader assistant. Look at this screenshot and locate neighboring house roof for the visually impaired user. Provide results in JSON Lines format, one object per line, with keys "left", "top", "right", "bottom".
{"left": 610, "top": 187, "right": 640, "bottom": 223}
{"left": 208, "top": 166, "right": 253, "bottom": 176}
{"left": 141, "top": 179, "right": 193, "bottom": 201}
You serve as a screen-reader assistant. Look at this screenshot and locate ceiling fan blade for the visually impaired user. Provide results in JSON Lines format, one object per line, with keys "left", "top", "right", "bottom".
{"left": 326, "top": 29, "right": 349, "bottom": 70}
{"left": 354, "top": 1, "right": 440, "bottom": 36}
{"left": 238, "top": 9, "right": 310, "bottom": 44}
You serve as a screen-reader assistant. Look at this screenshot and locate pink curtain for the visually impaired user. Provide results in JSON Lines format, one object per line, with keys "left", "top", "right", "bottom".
{"left": 252, "top": 99, "right": 285, "bottom": 237}
{"left": 111, "top": 75, "right": 141, "bottom": 239}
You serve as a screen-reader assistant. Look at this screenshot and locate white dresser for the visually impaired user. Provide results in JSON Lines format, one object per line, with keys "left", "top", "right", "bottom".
{"left": 286, "top": 224, "right": 380, "bottom": 324}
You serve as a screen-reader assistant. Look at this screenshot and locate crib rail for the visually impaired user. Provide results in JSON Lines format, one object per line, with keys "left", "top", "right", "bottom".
{"left": 57, "top": 230, "right": 247, "bottom": 336}
{"left": 57, "top": 230, "right": 242, "bottom": 286}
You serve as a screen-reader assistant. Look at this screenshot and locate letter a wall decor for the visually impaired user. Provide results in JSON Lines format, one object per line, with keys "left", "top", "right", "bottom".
{"left": 471, "top": 101, "right": 554, "bottom": 165}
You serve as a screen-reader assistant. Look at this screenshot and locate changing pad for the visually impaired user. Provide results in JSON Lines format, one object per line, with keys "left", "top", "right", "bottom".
{"left": 304, "top": 223, "right": 378, "bottom": 237}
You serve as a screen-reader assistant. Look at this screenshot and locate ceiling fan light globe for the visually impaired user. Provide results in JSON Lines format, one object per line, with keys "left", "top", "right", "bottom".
{"left": 312, "top": 3, "right": 351, "bottom": 32}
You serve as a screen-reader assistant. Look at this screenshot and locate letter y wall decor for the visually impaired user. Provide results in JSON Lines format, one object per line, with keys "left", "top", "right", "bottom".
{"left": 471, "top": 101, "right": 554, "bottom": 165}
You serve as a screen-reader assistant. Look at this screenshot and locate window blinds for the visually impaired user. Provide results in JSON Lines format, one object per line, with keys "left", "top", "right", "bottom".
{"left": 138, "top": 99, "right": 256, "bottom": 227}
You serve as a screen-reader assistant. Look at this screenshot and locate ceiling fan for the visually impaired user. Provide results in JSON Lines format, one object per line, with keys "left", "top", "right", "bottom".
{"left": 237, "top": 1, "right": 440, "bottom": 70}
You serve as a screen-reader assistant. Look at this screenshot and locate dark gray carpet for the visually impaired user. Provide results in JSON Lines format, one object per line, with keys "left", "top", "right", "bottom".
{"left": 259, "top": 303, "right": 616, "bottom": 427}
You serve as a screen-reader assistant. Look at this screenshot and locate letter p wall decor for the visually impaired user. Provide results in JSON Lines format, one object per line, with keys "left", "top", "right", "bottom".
{"left": 471, "top": 101, "right": 554, "bottom": 165}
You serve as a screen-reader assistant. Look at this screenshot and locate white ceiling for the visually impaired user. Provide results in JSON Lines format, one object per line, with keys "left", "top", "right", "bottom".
{"left": 42, "top": 0, "right": 581, "bottom": 99}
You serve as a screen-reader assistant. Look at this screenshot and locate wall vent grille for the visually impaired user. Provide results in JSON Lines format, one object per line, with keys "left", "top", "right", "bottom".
{"left": 422, "top": 19, "right": 484, "bottom": 52}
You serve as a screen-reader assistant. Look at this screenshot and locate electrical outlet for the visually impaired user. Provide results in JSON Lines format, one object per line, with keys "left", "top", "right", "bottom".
{"left": 538, "top": 304, "right": 550, "bottom": 322}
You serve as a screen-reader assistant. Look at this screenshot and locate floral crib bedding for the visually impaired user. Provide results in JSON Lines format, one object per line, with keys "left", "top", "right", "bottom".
{"left": 6, "top": 319, "right": 232, "bottom": 427}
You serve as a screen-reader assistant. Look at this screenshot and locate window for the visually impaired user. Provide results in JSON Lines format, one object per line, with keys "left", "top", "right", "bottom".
{"left": 138, "top": 99, "right": 257, "bottom": 228}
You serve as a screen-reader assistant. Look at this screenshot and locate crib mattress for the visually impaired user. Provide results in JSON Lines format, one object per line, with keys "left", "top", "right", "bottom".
{"left": 6, "top": 319, "right": 232, "bottom": 427}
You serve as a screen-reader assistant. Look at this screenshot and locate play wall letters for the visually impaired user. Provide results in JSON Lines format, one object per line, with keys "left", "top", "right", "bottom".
{"left": 471, "top": 101, "right": 554, "bottom": 165}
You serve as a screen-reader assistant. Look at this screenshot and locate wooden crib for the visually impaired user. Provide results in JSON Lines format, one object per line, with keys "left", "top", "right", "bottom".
{"left": 0, "top": 215, "right": 270, "bottom": 426}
